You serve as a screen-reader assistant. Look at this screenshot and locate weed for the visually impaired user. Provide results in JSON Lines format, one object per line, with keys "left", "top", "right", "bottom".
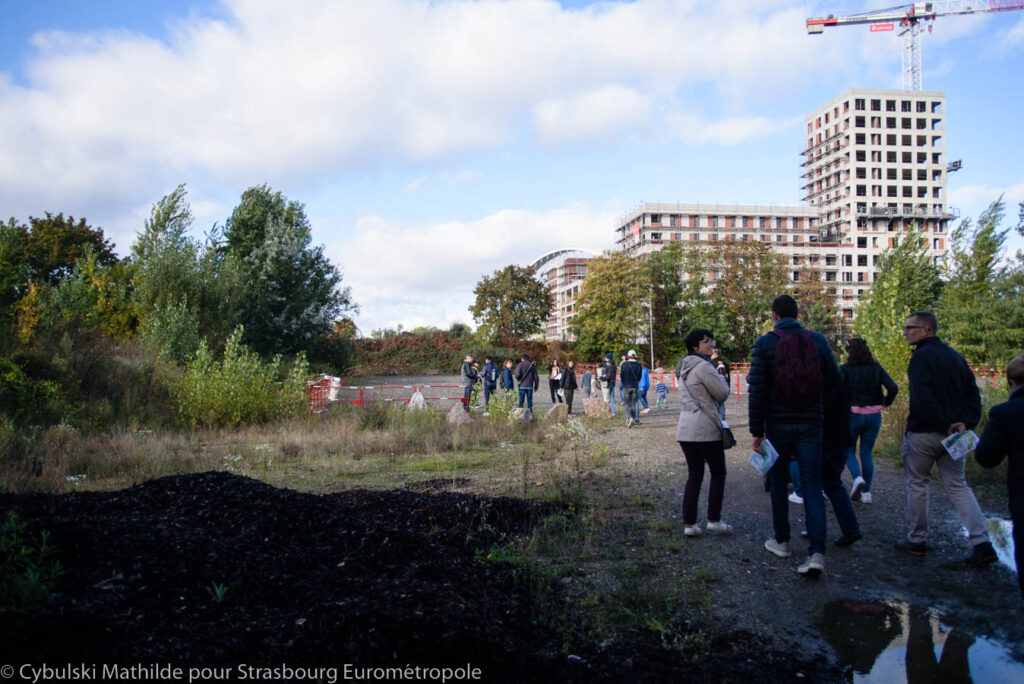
{"left": 0, "top": 512, "right": 62, "bottom": 613}
{"left": 206, "top": 582, "right": 229, "bottom": 603}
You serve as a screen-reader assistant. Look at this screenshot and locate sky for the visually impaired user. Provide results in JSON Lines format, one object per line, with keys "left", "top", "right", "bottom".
{"left": 2, "top": 0, "right": 1023, "bottom": 336}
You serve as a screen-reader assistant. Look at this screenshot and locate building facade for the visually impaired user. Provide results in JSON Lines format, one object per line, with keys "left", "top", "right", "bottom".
{"left": 803, "top": 87, "right": 955, "bottom": 314}
{"left": 529, "top": 249, "right": 597, "bottom": 341}
{"left": 611, "top": 88, "right": 955, "bottom": 320}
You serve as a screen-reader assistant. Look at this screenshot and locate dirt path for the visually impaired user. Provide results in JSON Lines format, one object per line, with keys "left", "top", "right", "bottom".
{"left": 589, "top": 391, "right": 1024, "bottom": 664}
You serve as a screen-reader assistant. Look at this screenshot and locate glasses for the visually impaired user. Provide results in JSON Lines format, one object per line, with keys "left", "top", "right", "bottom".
{"left": 902, "top": 325, "right": 924, "bottom": 332}
{"left": 700, "top": 338, "right": 716, "bottom": 346}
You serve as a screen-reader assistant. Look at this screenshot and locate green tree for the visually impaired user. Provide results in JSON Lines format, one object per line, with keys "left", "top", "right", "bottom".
{"left": 570, "top": 252, "right": 646, "bottom": 359}
{"left": 470, "top": 264, "right": 552, "bottom": 343}
{"left": 130, "top": 185, "right": 243, "bottom": 361}
{"left": 0, "top": 219, "right": 28, "bottom": 343}
{"left": 645, "top": 243, "right": 687, "bottom": 364}
{"left": 222, "top": 185, "right": 355, "bottom": 357}
{"left": 940, "top": 198, "right": 1024, "bottom": 364}
{"left": 853, "top": 228, "right": 941, "bottom": 378}
{"left": 704, "top": 239, "right": 789, "bottom": 359}
{"left": 22, "top": 213, "right": 117, "bottom": 285}
{"left": 791, "top": 262, "right": 839, "bottom": 342}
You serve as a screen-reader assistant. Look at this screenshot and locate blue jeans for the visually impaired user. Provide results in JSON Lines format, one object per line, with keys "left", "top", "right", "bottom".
{"left": 463, "top": 385, "right": 472, "bottom": 412}
{"left": 518, "top": 387, "right": 533, "bottom": 410}
{"left": 847, "top": 412, "right": 881, "bottom": 492}
{"left": 639, "top": 390, "right": 649, "bottom": 410}
{"left": 790, "top": 461, "right": 803, "bottom": 497}
{"left": 823, "top": 447, "right": 860, "bottom": 537}
{"left": 483, "top": 382, "right": 496, "bottom": 406}
{"left": 766, "top": 422, "right": 827, "bottom": 555}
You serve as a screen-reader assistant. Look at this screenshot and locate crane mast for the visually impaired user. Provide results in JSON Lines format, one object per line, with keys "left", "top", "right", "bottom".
{"left": 808, "top": 1, "right": 1024, "bottom": 90}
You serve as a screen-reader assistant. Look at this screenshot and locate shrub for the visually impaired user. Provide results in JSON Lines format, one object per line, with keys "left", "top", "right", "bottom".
{"left": 169, "top": 326, "right": 309, "bottom": 428}
{"left": 0, "top": 355, "right": 63, "bottom": 426}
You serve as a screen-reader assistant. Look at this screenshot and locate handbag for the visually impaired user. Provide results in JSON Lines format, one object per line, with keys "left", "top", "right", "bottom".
{"left": 681, "top": 363, "right": 735, "bottom": 450}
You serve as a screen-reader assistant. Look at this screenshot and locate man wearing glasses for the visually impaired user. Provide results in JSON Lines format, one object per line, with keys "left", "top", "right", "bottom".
{"left": 898, "top": 311, "right": 997, "bottom": 566}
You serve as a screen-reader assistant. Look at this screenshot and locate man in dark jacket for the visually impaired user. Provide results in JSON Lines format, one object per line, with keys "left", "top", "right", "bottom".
{"left": 898, "top": 311, "right": 996, "bottom": 566}
{"left": 481, "top": 356, "right": 499, "bottom": 409}
{"left": 513, "top": 354, "right": 539, "bottom": 411}
{"left": 975, "top": 353, "right": 1024, "bottom": 596}
{"left": 619, "top": 350, "right": 644, "bottom": 427}
{"left": 600, "top": 353, "right": 617, "bottom": 416}
{"left": 748, "top": 294, "right": 840, "bottom": 577}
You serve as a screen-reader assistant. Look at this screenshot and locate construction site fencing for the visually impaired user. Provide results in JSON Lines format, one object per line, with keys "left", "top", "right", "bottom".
{"left": 305, "top": 376, "right": 468, "bottom": 414}
{"left": 305, "top": 363, "right": 1003, "bottom": 413}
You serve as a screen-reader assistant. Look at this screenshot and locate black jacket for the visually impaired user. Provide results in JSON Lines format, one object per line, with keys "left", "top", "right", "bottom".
{"left": 906, "top": 336, "right": 980, "bottom": 434}
{"left": 747, "top": 317, "right": 840, "bottom": 438}
{"left": 619, "top": 360, "right": 643, "bottom": 388}
{"left": 975, "top": 384, "right": 1024, "bottom": 513}
{"left": 560, "top": 368, "right": 578, "bottom": 391}
{"left": 841, "top": 363, "right": 899, "bottom": 407}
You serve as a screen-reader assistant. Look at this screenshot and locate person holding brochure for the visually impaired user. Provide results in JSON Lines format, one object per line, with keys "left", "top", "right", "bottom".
{"left": 675, "top": 329, "right": 733, "bottom": 537}
{"left": 974, "top": 353, "right": 1024, "bottom": 597}
{"left": 897, "top": 311, "right": 996, "bottom": 566}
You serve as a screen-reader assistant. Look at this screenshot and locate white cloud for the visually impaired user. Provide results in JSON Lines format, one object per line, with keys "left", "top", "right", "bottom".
{"left": 666, "top": 111, "right": 801, "bottom": 146}
{"left": 0, "top": 0, "right": 881, "bottom": 204}
{"left": 533, "top": 85, "right": 651, "bottom": 143}
{"left": 949, "top": 180, "right": 1024, "bottom": 221}
{"left": 332, "top": 204, "right": 616, "bottom": 333}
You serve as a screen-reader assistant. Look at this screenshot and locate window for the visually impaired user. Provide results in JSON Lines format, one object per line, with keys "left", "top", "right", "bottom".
{"left": 901, "top": 100, "right": 912, "bottom": 112}
{"left": 855, "top": 133, "right": 866, "bottom": 144}
{"left": 825, "top": 255, "right": 837, "bottom": 265}
{"left": 792, "top": 271, "right": 800, "bottom": 282}
{"left": 870, "top": 99, "right": 881, "bottom": 111}
{"left": 886, "top": 117, "right": 896, "bottom": 128}
{"left": 843, "top": 254, "right": 853, "bottom": 266}
{"left": 857, "top": 237, "right": 867, "bottom": 248}
{"left": 886, "top": 100, "right": 896, "bottom": 111}
{"left": 775, "top": 217, "right": 783, "bottom": 229}
{"left": 825, "top": 271, "right": 837, "bottom": 282}
{"left": 855, "top": 98, "right": 866, "bottom": 110}
{"left": 887, "top": 151, "right": 897, "bottom": 163}
{"left": 855, "top": 116, "right": 866, "bottom": 128}
{"left": 857, "top": 255, "right": 868, "bottom": 266}
{"left": 887, "top": 168, "right": 897, "bottom": 180}
{"left": 650, "top": 232, "right": 661, "bottom": 240}
{"left": 856, "top": 150, "right": 867, "bottom": 162}
{"left": 842, "top": 272, "right": 853, "bottom": 282}
{"left": 901, "top": 117, "right": 912, "bottom": 129}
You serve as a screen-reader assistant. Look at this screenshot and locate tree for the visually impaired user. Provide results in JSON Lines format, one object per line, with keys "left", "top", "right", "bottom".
{"left": 704, "top": 239, "right": 790, "bottom": 359}
{"left": 791, "top": 262, "right": 839, "bottom": 342}
{"left": 940, "top": 198, "right": 1024, "bottom": 364}
{"left": 853, "top": 228, "right": 941, "bottom": 378}
{"left": 22, "top": 213, "right": 117, "bottom": 285}
{"left": 222, "top": 185, "right": 355, "bottom": 357}
{"left": 0, "top": 219, "right": 28, "bottom": 343}
{"left": 570, "top": 252, "right": 646, "bottom": 359}
{"left": 645, "top": 243, "right": 687, "bottom": 364}
{"left": 469, "top": 264, "right": 552, "bottom": 343}
{"left": 130, "top": 184, "right": 244, "bottom": 360}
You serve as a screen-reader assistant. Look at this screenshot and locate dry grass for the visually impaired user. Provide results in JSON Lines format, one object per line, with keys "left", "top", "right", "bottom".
{"left": 0, "top": 404, "right": 606, "bottom": 496}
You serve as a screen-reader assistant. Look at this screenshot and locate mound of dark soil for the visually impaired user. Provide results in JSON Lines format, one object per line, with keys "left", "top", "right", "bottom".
{"left": 1, "top": 472, "right": 842, "bottom": 681}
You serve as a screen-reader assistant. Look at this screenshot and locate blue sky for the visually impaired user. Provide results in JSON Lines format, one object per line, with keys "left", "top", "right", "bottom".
{"left": 2, "top": 0, "right": 1023, "bottom": 335}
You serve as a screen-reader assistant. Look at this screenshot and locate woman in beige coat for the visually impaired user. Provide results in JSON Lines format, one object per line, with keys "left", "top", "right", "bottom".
{"left": 675, "top": 329, "right": 732, "bottom": 537}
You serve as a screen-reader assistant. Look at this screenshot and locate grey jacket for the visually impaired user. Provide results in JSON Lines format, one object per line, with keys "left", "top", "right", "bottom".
{"left": 675, "top": 354, "right": 729, "bottom": 443}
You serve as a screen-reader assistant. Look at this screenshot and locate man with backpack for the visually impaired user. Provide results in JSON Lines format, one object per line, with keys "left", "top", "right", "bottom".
{"left": 481, "top": 356, "right": 500, "bottom": 409}
{"left": 748, "top": 294, "right": 840, "bottom": 578}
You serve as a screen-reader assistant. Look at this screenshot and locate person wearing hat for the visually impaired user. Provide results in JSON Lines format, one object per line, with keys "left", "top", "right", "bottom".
{"left": 620, "top": 349, "right": 644, "bottom": 428}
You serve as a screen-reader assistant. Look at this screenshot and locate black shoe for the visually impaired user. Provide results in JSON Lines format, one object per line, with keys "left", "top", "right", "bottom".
{"left": 894, "top": 539, "right": 927, "bottom": 556}
{"left": 966, "top": 541, "right": 997, "bottom": 568}
{"left": 834, "top": 531, "right": 863, "bottom": 547}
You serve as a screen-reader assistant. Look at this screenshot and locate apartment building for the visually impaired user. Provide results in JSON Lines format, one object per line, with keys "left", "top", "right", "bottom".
{"left": 804, "top": 87, "right": 955, "bottom": 314}
{"left": 611, "top": 88, "right": 955, "bottom": 320}
{"left": 530, "top": 249, "right": 597, "bottom": 341}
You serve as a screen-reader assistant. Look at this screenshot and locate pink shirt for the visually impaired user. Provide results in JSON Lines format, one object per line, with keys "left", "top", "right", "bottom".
{"left": 851, "top": 405, "right": 883, "bottom": 415}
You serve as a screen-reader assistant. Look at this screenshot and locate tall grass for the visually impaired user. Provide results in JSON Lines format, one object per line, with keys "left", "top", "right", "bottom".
{"left": 0, "top": 401, "right": 553, "bottom": 494}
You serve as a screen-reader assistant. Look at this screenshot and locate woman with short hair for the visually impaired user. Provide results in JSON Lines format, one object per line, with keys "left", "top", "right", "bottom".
{"left": 675, "top": 329, "right": 732, "bottom": 537}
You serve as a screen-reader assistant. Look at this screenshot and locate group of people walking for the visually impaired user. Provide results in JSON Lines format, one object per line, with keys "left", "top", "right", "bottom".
{"left": 676, "top": 294, "right": 1019, "bottom": 592}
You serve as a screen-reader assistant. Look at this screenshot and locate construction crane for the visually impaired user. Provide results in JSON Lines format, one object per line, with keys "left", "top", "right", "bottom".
{"left": 807, "top": 1, "right": 1024, "bottom": 90}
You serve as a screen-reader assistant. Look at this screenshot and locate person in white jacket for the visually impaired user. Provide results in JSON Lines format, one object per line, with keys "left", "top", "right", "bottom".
{"left": 675, "top": 329, "right": 732, "bottom": 537}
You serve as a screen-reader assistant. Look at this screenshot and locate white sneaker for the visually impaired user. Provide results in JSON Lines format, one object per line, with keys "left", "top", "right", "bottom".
{"left": 627, "top": 417, "right": 634, "bottom": 429}
{"left": 788, "top": 492, "right": 804, "bottom": 505}
{"left": 706, "top": 521, "right": 733, "bottom": 534}
{"left": 851, "top": 476, "right": 866, "bottom": 501}
{"left": 860, "top": 492, "right": 872, "bottom": 504}
{"left": 640, "top": 408, "right": 651, "bottom": 415}
{"left": 764, "top": 538, "right": 791, "bottom": 558}
{"left": 797, "top": 553, "right": 826, "bottom": 577}
{"left": 684, "top": 525, "right": 702, "bottom": 537}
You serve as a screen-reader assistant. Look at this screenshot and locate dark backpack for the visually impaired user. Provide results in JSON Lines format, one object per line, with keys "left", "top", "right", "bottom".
{"left": 597, "top": 363, "right": 609, "bottom": 382}
{"left": 770, "top": 329, "right": 823, "bottom": 409}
